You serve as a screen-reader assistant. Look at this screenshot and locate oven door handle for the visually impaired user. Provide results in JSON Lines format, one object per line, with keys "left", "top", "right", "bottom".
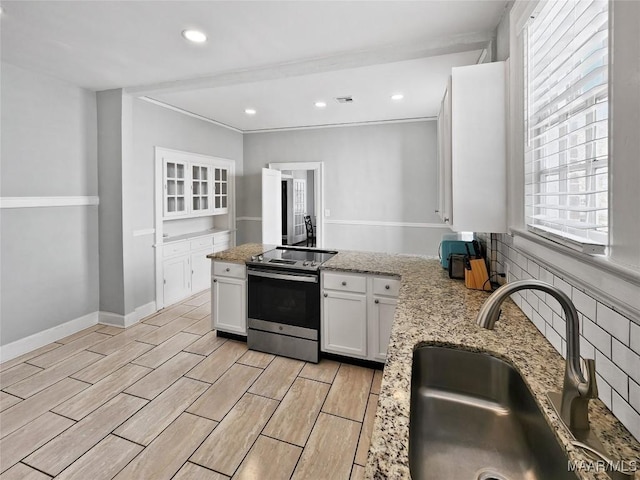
{"left": 248, "top": 269, "right": 318, "bottom": 283}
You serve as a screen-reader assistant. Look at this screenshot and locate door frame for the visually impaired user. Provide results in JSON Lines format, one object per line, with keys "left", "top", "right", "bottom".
{"left": 268, "top": 162, "right": 324, "bottom": 248}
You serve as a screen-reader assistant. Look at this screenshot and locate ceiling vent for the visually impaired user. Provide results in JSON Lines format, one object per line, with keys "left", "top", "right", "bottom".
{"left": 335, "top": 96, "right": 354, "bottom": 104}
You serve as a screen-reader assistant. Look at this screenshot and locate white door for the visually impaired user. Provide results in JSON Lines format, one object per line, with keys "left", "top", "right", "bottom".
{"left": 262, "top": 168, "right": 282, "bottom": 245}
{"left": 293, "top": 179, "right": 306, "bottom": 244}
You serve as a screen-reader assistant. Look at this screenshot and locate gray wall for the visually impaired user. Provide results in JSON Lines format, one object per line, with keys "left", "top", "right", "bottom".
{"left": 1, "top": 62, "right": 99, "bottom": 345}
{"left": 241, "top": 121, "right": 445, "bottom": 255}
{"left": 130, "top": 98, "right": 243, "bottom": 311}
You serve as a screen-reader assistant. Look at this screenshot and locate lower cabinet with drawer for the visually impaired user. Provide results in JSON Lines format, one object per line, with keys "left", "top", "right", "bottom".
{"left": 211, "top": 261, "right": 247, "bottom": 336}
{"left": 163, "top": 232, "right": 231, "bottom": 306}
{"left": 321, "top": 271, "right": 399, "bottom": 362}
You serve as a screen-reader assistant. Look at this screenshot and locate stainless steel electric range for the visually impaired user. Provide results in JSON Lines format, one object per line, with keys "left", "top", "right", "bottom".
{"left": 246, "top": 246, "right": 338, "bottom": 363}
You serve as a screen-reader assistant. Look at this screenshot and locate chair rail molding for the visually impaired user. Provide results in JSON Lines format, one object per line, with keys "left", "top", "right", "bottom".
{"left": 0, "top": 196, "right": 100, "bottom": 208}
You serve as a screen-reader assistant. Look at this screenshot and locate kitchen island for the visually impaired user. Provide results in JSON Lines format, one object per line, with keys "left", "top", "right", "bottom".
{"left": 209, "top": 244, "right": 640, "bottom": 480}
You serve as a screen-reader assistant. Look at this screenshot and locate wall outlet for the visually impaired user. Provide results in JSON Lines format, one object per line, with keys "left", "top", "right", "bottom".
{"left": 324, "top": 209, "right": 330, "bottom": 217}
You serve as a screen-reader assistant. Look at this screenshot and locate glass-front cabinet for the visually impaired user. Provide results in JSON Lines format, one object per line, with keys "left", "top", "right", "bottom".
{"left": 162, "top": 159, "right": 224, "bottom": 218}
{"left": 191, "top": 163, "right": 211, "bottom": 214}
{"left": 164, "top": 160, "right": 187, "bottom": 217}
{"left": 213, "top": 167, "right": 228, "bottom": 214}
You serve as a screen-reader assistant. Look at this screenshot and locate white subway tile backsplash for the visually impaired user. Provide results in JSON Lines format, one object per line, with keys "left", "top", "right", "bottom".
{"left": 612, "top": 391, "right": 640, "bottom": 441}
{"left": 527, "top": 259, "right": 540, "bottom": 278}
{"left": 596, "top": 373, "right": 613, "bottom": 410}
{"left": 552, "top": 312, "right": 566, "bottom": 339}
{"left": 632, "top": 322, "right": 640, "bottom": 355}
{"left": 630, "top": 380, "right": 640, "bottom": 413}
{"left": 583, "top": 317, "right": 612, "bottom": 357}
{"left": 553, "top": 276, "right": 572, "bottom": 298}
{"left": 596, "top": 303, "right": 630, "bottom": 346}
{"left": 537, "top": 300, "right": 553, "bottom": 324}
{"left": 538, "top": 267, "right": 554, "bottom": 284}
{"left": 531, "top": 311, "right": 546, "bottom": 334}
{"left": 612, "top": 339, "right": 640, "bottom": 385}
{"left": 526, "top": 290, "right": 539, "bottom": 310}
{"left": 580, "top": 337, "right": 596, "bottom": 360}
{"left": 596, "top": 351, "right": 628, "bottom": 398}
{"left": 545, "top": 294, "right": 564, "bottom": 316}
{"left": 572, "top": 288, "right": 597, "bottom": 321}
{"left": 545, "top": 324, "right": 563, "bottom": 355}
{"left": 495, "top": 233, "right": 638, "bottom": 441}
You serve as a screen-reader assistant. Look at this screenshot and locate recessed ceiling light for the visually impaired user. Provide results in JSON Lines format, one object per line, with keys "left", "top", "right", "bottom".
{"left": 315, "top": 101, "right": 327, "bottom": 108}
{"left": 391, "top": 93, "right": 404, "bottom": 101}
{"left": 182, "top": 29, "right": 207, "bottom": 43}
{"left": 245, "top": 108, "right": 256, "bottom": 115}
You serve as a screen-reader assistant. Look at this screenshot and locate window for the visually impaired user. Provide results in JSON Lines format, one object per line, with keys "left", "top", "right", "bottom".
{"left": 524, "top": 0, "right": 608, "bottom": 252}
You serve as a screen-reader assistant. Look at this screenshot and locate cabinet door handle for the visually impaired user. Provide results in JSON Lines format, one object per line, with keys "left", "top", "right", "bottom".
{"left": 374, "top": 299, "right": 379, "bottom": 304}
{"left": 443, "top": 217, "right": 450, "bottom": 223}
{"left": 323, "top": 293, "right": 328, "bottom": 297}
{"left": 341, "top": 281, "right": 347, "bottom": 286}
{"left": 213, "top": 279, "right": 217, "bottom": 283}
{"left": 385, "top": 285, "right": 390, "bottom": 290}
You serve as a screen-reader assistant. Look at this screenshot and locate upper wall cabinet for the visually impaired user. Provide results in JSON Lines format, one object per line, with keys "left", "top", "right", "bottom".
{"left": 437, "top": 61, "right": 508, "bottom": 233}
{"left": 161, "top": 154, "right": 229, "bottom": 218}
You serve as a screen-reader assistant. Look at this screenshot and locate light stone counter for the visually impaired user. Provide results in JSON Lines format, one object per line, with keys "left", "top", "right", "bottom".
{"left": 209, "top": 245, "right": 640, "bottom": 479}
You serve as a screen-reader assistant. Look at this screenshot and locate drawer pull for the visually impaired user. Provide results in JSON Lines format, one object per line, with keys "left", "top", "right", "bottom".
{"left": 225, "top": 268, "right": 230, "bottom": 272}
{"left": 375, "top": 299, "right": 379, "bottom": 304}
{"left": 341, "top": 281, "right": 347, "bottom": 286}
{"left": 385, "top": 285, "right": 390, "bottom": 290}
{"left": 324, "top": 293, "right": 328, "bottom": 297}
{"left": 213, "top": 279, "right": 217, "bottom": 283}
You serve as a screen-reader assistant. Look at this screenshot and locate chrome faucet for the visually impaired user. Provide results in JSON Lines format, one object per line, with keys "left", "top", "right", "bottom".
{"left": 477, "top": 279, "right": 596, "bottom": 432}
{"left": 477, "top": 280, "right": 634, "bottom": 479}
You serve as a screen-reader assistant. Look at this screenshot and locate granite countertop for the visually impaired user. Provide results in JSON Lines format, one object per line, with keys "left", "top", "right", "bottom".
{"left": 209, "top": 245, "right": 640, "bottom": 479}
{"left": 326, "top": 251, "right": 639, "bottom": 480}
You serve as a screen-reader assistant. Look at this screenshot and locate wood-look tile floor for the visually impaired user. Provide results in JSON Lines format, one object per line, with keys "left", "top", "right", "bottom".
{"left": 0, "top": 290, "right": 383, "bottom": 480}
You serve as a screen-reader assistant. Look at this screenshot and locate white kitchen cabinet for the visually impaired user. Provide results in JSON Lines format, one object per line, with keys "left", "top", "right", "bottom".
{"left": 437, "top": 61, "right": 507, "bottom": 233}
{"left": 190, "top": 163, "right": 212, "bottom": 214}
{"left": 163, "top": 158, "right": 188, "bottom": 217}
{"left": 369, "top": 295, "right": 397, "bottom": 362}
{"left": 322, "top": 290, "right": 368, "bottom": 358}
{"left": 212, "top": 261, "right": 247, "bottom": 335}
{"left": 163, "top": 254, "right": 191, "bottom": 306}
{"left": 161, "top": 156, "right": 230, "bottom": 219}
{"left": 321, "top": 272, "right": 399, "bottom": 362}
{"left": 213, "top": 167, "right": 229, "bottom": 214}
{"left": 190, "top": 248, "right": 212, "bottom": 293}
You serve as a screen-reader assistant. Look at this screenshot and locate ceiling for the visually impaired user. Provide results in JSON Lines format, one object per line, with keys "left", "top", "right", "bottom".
{"left": 0, "top": 1, "right": 509, "bottom": 131}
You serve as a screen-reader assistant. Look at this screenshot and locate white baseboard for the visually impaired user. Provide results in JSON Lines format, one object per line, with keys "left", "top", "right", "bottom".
{"left": 0, "top": 311, "right": 99, "bottom": 363}
{"left": 99, "top": 301, "right": 157, "bottom": 328}
{"left": 134, "top": 301, "right": 157, "bottom": 323}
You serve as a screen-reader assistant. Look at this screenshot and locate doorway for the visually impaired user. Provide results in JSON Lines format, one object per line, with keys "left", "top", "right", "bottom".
{"left": 267, "top": 162, "right": 324, "bottom": 248}
{"left": 281, "top": 171, "right": 314, "bottom": 245}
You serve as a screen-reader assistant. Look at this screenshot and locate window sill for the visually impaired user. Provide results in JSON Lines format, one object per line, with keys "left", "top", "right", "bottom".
{"left": 507, "top": 227, "right": 640, "bottom": 321}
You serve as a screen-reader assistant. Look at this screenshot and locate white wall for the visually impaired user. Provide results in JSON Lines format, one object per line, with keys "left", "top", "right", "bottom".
{"left": 0, "top": 62, "right": 99, "bottom": 345}
{"left": 489, "top": 1, "right": 640, "bottom": 441}
{"left": 240, "top": 120, "right": 448, "bottom": 255}
{"left": 129, "top": 98, "right": 243, "bottom": 311}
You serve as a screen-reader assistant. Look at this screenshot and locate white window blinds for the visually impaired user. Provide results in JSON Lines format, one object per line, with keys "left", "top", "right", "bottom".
{"left": 524, "top": 0, "right": 609, "bottom": 251}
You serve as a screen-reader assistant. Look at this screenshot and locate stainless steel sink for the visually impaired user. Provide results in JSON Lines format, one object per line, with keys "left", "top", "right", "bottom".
{"left": 409, "top": 346, "right": 575, "bottom": 480}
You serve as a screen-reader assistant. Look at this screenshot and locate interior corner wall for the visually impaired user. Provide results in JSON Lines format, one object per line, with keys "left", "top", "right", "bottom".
{"left": 97, "top": 89, "right": 126, "bottom": 316}
{"left": 0, "top": 62, "right": 99, "bottom": 346}
{"left": 241, "top": 120, "right": 447, "bottom": 255}
{"left": 130, "top": 98, "right": 243, "bottom": 311}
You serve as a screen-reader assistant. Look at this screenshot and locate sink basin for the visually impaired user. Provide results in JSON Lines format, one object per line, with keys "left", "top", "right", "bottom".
{"left": 409, "top": 346, "right": 575, "bottom": 480}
